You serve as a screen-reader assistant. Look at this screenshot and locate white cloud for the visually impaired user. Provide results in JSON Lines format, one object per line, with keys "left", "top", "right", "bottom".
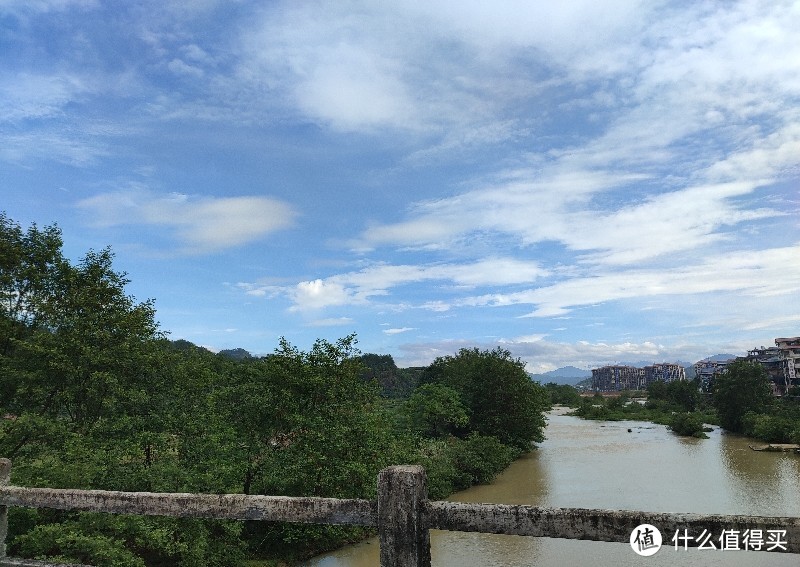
{"left": 0, "top": 73, "right": 92, "bottom": 122}
{"left": 383, "top": 327, "right": 415, "bottom": 335}
{"left": 167, "top": 58, "right": 205, "bottom": 78}
{"left": 251, "top": 257, "right": 547, "bottom": 311}
{"left": 0, "top": 0, "right": 97, "bottom": 16}
{"left": 289, "top": 279, "right": 355, "bottom": 312}
{"left": 237, "top": 1, "right": 650, "bottom": 135}
{"left": 356, "top": 170, "right": 784, "bottom": 267}
{"left": 393, "top": 336, "right": 678, "bottom": 371}
{"left": 77, "top": 188, "right": 296, "bottom": 253}
{"left": 308, "top": 317, "right": 355, "bottom": 327}
{"left": 463, "top": 243, "right": 800, "bottom": 317}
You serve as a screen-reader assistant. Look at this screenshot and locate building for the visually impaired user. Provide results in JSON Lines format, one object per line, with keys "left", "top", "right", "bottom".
{"left": 592, "top": 363, "right": 686, "bottom": 392}
{"left": 642, "top": 363, "right": 686, "bottom": 388}
{"left": 592, "top": 365, "right": 645, "bottom": 391}
{"left": 775, "top": 337, "right": 800, "bottom": 394}
{"left": 737, "top": 346, "right": 786, "bottom": 396}
{"left": 693, "top": 359, "right": 731, "bottom": 393}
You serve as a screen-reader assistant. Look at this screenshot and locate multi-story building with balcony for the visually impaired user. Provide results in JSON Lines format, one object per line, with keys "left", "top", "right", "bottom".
{"left": 694, "top": 359, "right": 731, "bottom": 393}
{"left": 775, "top": 337, "right": 800, "bottom": 394}
{"left": 591, "top": 365, "right": 645, "bottom": 391}
{"left": 592, "top": 363, "right": 686, "bottom": 392}
{"left": 642, "top": 363, "right": 686, "bottom": 387}
{"left": 737, "top": 346, "right": 786, "bottom": 396}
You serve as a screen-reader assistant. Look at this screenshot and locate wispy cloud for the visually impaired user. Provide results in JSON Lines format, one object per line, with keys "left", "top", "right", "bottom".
{"left": 5, "top": 1, "right": 799, "bottom": 369}
{"left": 307, "top": 317, "right": 355, "bottom": 328}
{"left": 463, "top": 243, "right": 800, "bottom": 317}
{"left": 77, "top": 188, "right": 296, "bottom": 254}
{"left": 395, "top": 335, "right": 746, "bottom": 374}
{"left": 383, "top": 327, "right": 415, "bottom": 335}
{"left": 241, "top": 257, "right": 548, "bottom": 312}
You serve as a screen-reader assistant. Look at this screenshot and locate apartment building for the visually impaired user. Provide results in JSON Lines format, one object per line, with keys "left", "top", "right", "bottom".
{"left": 739, "top": 346, "right": 785, "bottom": 395}
{"left": 643, "top": 363, "right": 686, "bottom": 387}
{"left": 775, "top": 337, "right": 800, "bottom": 394}
{"left": 591, "top": 365, "right": 645, "bottom": 391}
{"left": 592, "top": 363, "right": 686, "bottom": 392}
{"left": 694, "top": 359, "right": 731, "bottom": 393}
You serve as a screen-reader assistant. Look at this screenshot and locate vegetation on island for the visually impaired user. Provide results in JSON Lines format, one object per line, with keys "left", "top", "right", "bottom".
{"left": 0, "top": 213, "right": 550, "bottom": 566}
{"left": 556, "top": 360, "right": 800, "bottom": 444}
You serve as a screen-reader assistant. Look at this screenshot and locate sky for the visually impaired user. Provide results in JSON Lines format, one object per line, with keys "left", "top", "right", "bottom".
{"left": 2, "top": 0, "right": 799, "bottom": 372}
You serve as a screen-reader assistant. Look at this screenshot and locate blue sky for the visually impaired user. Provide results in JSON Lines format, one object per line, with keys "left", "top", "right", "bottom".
{"left": 2, "top": 1, "right": 799, "bottom": 372}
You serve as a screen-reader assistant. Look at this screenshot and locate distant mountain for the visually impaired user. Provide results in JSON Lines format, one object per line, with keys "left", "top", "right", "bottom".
{"left": 217, "top": 348, "right": 253, "bottom": 361}
{"left": 619, "top": 360, "right": 693, "bottom": 369}
{"left": 699, "top": 354, "right": 737, "bottom": 362}
{"left": 546, "top": 365, "right": 591, "bottom": 378}
{"left": 530, "top": 366, "right": 591, "bottom": 385}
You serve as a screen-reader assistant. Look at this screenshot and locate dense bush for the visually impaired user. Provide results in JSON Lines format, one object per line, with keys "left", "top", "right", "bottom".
{"left": 0, "top": 213, "right": 559, "bottom": 565}
{"left": 424, "top": 347, "right": 549, "bottom": 451}
{"left": 543, "top": 383, "right": 582, "bottom": 407}
{"left": 668, "top": 412, "right": 708, "bottom": 438}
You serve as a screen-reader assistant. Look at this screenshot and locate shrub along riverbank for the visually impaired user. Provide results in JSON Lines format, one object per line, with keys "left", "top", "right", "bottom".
{"left": 0, "top": 214, "right": 550, "bottom": 567}
{"left": 552, "top": 361, "right": 800, "bottom": 444}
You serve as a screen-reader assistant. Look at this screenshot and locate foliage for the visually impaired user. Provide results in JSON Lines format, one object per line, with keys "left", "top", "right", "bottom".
{"left": 712, "top": 361, "right": 773, "bottom": 433}
{"left": 668, "top": 412, "right": 708, "bottom": 438}
{"left": 400, "top": 383, "right": 469, "bottom": 438}
{"left": 740, "top": 399, "right": 800, "bottom": 443}
{"left": 0, "top": 212, "right": 548, "bottom": 565}
{"left": 574, "top": 369, "right": 800, "bottom": 447}
{"left": 647, "top": 379, "right": 700, "bottom": 412}
{"left": 425, "top": 347, "right": 549, "bottom": 451}
{"left": 572, "top": 391, "right": 720, "bottom": 434}
{"left": 543, "top": 383, "right": 582, "bottom": 407}
{"left": 405, "top": 434, "right": 517, "bottom": 500}
{"left": 446, "top": 433, "right": 517, "bottom": 489}
{"left": 359, "top": 353, "right": 422, "bottom": 398}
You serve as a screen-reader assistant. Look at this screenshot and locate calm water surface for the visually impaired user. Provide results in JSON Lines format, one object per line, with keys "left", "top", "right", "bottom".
{"left": 303, "top": 408, "right": 800, "bottom": 566}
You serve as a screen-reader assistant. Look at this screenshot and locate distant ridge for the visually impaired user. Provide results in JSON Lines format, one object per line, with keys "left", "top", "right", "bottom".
{"left": 700, "top": 353, "right": 737, "bottom": 362}
{"left": 530, "top": 365, "right": 591, "bottom": 385}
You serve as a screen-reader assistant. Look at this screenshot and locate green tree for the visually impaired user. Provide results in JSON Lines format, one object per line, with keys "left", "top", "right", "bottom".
{"left": 543, "top": 383, "right": 582, "bottom": 407}
{"left": 401, "top": 383, "right": 469, "bottom": 438}
{"left": 425, "top": 347, "right": 548, "bottom": 451}
{"left": 1, "top": 214, "right": 246, "bottom": 566}
{"left": 665, "top": 379, "right": 700, "bottom": 412}
{"left": 1, "top": 247, "right": 162, "bottom": 458}
{"left": 0, "top": 214, "right": 162, "bottom": 461}
{"left": 646, "top": 380, "right": 668, "bottom": 402}
{"left": 220, "top": 336, "right": 400, "bottom": 560}
{"left": 712, "top": 361, "right": 772, "bottom": 433}
{"left": 668, "top": 412, "right": 707, "bottom": 438}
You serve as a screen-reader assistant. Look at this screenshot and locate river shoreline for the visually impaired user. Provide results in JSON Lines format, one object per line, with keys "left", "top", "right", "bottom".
{"left": 302, "top": 408, "right": 799, "bottom": 566}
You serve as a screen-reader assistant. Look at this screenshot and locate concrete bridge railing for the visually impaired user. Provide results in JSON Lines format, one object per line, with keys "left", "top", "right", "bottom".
{"left": 2, "top": 459, "right": 799, "bottom": 566}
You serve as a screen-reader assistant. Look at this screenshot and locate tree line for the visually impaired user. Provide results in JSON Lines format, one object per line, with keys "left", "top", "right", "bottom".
{"left": 0, "top": 213, "right": 549, "bottom": 566}
{"left": 554, "top": 361, "right": 800, "bottom": 443}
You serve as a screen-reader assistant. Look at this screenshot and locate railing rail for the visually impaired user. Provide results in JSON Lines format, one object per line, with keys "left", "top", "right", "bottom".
{"left": 2, "top": 459, "right": 799, "bottom": 566}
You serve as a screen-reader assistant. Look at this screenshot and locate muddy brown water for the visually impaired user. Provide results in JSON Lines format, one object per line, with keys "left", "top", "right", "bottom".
{"left": 302, "top": 408, "right": 800, "bottom": 566}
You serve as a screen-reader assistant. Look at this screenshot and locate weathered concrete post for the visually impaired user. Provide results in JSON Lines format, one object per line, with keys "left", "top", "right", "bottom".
{"left": 377, "top": 465, "right": 431, "bottom": 567}
{"left": 0, "top": 458, "right": 10, "bottom": 558}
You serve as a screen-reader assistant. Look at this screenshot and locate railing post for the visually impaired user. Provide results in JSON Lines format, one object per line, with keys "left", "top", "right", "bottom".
{"left": 377, "top": 465, "right": 431, "bottom": 567}
{"left": 0, "top": 458, "right": 10, "bottom": 558}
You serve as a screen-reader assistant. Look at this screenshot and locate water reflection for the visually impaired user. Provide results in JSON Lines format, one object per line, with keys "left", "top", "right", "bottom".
{"left": 303, "top": 409, "right": 799, "bottom": 566}
{"left": 717, "top": 431, "right": 800, "bottom": 516}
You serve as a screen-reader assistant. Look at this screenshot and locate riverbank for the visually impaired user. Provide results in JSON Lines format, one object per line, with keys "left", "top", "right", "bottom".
{"left": 302, "top": 409, "right": 800, "bottom": 566}
{"left": 565, "top": 392, "right": 719, "bottom": 438}
{"left": 749, "top": 443, "right": 800, "bottom": 452}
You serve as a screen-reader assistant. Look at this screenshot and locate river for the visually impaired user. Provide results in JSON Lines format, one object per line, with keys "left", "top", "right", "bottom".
{"left": 302, "top": 408, "right": 800, "bottom": 566}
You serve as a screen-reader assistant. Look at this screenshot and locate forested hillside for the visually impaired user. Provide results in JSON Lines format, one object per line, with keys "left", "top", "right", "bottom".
{"left": 0, "top": 214, "right": 549, "bottom": 566}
